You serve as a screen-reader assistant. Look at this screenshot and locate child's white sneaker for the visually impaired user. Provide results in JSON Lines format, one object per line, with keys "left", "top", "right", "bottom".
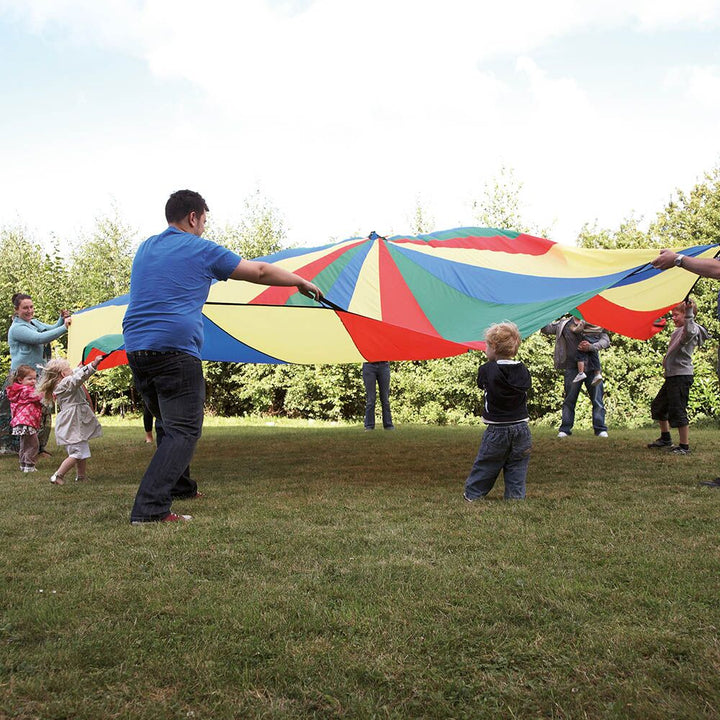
{"left": 50, "top": 473, "right": 65, "bottom": 485}
{"left": 572, "top": 372, "right": 586, "bottom": 383}
{"left": 591, "top": 372, "right": 603, "bottom": 386}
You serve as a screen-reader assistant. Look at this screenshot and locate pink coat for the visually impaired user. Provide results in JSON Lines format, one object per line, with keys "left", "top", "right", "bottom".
{"left": 6, "top": 382, "right": 43, "bottom": 430}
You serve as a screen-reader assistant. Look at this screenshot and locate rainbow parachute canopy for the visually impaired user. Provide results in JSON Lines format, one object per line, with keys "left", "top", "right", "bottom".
{"left": 69, "top": 227, "right": 719, "bottom": 367}
{"left": 81, "top": 334, "right": 126, "bottom": 370}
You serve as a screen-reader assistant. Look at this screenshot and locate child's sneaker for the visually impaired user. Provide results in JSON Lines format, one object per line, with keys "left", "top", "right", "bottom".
{"left": 670, "top": 446, "right": 691, "bottom": 455}
{"left": 23, "top": 466, "right": 37, "bottom": 473}
{"left": 591, "top": 372, "right": 603, "bottom": 386}
{"left": 573, "top": 372, "right": 587, "bottom": 383}
{"left": 647, "top": 437, "right": 672, "bottom": 449}
{"left": 49, "top": 473, "right": 65, "bottom": 485}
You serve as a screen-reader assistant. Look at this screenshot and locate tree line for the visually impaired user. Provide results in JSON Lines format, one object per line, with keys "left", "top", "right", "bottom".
{"left": 2, "top": 169, "right": 720, "bottom": 430}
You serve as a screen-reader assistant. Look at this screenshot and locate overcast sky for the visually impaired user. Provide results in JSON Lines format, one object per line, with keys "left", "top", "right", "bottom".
{"left": 1, "top": 0, "right": 719, "bottom": 250}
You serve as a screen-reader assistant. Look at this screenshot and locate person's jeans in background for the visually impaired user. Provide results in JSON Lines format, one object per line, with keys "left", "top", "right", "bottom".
{"left": 560, "top": 368, "right": 607, "bottom": 435}
{"left": 363, "top": 361, "right": 394, "bottom": 429}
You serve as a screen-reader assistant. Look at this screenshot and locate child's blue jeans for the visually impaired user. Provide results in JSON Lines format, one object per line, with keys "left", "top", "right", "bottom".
{"left": 464, "top": 423, "right": 531, "bottom": 500}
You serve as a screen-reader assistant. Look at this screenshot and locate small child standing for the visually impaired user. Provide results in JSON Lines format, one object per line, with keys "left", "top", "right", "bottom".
{"left": 464, "top": 322, "right": 532, "bottom": 501}
{"left": 37, "top": 357, "right": 103, "bottom": 485}
{"left": 572, "top": 318, "right": 605, "bottom": 385}
{"left": 6, "top": 364, "right": 43, "bottom": 472}
{"left": 647, "top": 299, "right": 707, "bottom": 455}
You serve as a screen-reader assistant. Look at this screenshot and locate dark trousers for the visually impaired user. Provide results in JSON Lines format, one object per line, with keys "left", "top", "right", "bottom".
{"left": 650, "top": 375, "right": 693, "bottom": 428}
{"left": 19, "top": 432, "right": 39, "bottom": 468}
{"left": 143, "top": 403, "right": 154, "bottom": 433}
{"left": 128, "top": 351, "right": 204, "bottom": 522}
{"left": 362, "top": 362, "right": 393, "bottom": 429}
{"left": 464, "top": 423, "right": 531, "bottom": 500}
{"left": 560, "top": 368, "right": 607, "bottom": 435}
{"left": 575, "top": 348, "right": 600, "bottom": 374}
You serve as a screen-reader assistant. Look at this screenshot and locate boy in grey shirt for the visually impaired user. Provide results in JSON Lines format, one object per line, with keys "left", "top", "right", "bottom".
{"left": 647, "top": 299, "right": 707, "bottom": 454}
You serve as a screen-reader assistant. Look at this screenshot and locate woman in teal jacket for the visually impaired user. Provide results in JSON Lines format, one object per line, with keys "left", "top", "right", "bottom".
{"left": 1, "top": 293, "right": 71, "bottom": 455}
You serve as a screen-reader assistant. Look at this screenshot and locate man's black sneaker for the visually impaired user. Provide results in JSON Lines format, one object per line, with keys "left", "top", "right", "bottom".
{"left": 647, "top": 438, "right": 672, "bottom": 449}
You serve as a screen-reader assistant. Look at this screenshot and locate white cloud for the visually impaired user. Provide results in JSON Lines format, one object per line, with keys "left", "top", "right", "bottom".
{"left": 2, "top": 0, "right": 720, "bottom": 248}
{"left": 666, "top": 64, "right": 720, "bottom": 109}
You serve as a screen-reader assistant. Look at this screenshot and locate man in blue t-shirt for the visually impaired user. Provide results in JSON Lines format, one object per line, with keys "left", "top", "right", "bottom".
{"left": 125, "top": 189, "right": 323, "bottom": 524}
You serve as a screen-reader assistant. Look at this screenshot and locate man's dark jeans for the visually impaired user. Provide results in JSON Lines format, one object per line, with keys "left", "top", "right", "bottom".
{"left": 560, "top": 368, "right": 607, "bottom": 435}
{"left": 128, "top": 351, "right": 204, "bottom": 522}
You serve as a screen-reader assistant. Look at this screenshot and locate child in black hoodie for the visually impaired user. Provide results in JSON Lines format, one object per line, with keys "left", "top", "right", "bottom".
{"left": 464, "top": 322, "right": 532, "bottom": 500}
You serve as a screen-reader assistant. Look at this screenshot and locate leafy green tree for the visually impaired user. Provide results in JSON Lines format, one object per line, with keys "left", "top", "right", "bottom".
{"left": 650, "top": 166, "right": 720, "bottom": 248}
{"left": 67, "top": 211, "right": 136, "bottom": 307}
{"left": 204, "top": 189, "right": 298, "bottom": 417}
{"left": 4, "top": 167, "right": 720, "bottom": 428}
{"left": 577, "top": 215, "right": 651, "bottom": 250}
{"left": 0, "top": 226, "right": 73, "bottom": 375}
{"left": 60, "top": 212, "right": 138, "bottom": 414}
{"left": 648, "top": 165, "right": 720, "bottom": 426}
{"left": 575, "top": 164, "right": 720, "bottom": 428}
{"left": 407, "top": 196, "right": 435, "bottom": 234}
{"left": 207, "top": 188, "right": 286, "bottom": 259}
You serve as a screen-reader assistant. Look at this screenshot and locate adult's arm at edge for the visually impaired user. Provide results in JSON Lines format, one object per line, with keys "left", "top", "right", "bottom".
{"left": 228, "top": 259, "right": 324, "bottom": 300}
{"left": 651, "top": 249, "right": 720, "bottom": 279}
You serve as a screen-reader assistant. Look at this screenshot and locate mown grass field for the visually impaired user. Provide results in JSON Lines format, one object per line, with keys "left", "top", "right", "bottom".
{"left": 1, "top": 420, "right": 719, "bottom": 719}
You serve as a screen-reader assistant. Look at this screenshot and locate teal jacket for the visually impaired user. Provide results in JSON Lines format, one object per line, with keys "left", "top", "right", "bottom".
{"left": 8, "top": 315, "right": 68, "bottom": 371}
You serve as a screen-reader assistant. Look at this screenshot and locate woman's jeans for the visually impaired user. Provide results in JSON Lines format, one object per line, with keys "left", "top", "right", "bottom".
{"left": 464, "top": 423, "right": 531, "bottom": 500}
{"left": 362, "top": 362, "right": 394, "bottom": 429}
{"left": 128, "top": 351, "right": 204, "bottom": 522}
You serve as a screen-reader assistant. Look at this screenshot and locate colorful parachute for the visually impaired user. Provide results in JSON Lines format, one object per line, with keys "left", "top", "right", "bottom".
{"left": 68, "top": 227, "right": 719, "bottom": 367}
{"left": 81, "top": 333, "right": 127, "bottom": 370}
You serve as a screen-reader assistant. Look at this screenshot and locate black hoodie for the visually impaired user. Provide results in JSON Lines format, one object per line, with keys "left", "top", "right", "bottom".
{"left": 477, "top": 359, "right": 531, "bottom": 424}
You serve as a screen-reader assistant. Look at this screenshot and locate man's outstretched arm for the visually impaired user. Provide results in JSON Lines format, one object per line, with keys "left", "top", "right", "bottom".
{"left": 229, "top": 259, "right": 324, "bottom": 301}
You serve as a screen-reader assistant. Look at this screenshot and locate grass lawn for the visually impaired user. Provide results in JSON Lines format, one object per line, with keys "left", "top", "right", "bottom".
{"left": 1, "top": 420, "right": 719, "bottom": 719}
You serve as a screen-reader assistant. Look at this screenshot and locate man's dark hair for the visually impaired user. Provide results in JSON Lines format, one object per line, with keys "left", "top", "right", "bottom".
{"left": 165, "top": 190, "right": 209, "bottom": 223}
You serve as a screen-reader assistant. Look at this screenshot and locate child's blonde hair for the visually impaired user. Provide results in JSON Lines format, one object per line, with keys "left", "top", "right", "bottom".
{"left": 485, "top": 322, "right": 521, "bottom": 358}
{"left": 10, "top": 364, "right": 36, "bottom": 384}
{"left": 37, "top": 358, "right": 71, "bottom": 402}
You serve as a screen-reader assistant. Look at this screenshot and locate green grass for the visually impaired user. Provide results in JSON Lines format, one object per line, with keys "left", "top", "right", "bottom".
{"left": 1, "top": 422, "right": 720, "bottom": 719}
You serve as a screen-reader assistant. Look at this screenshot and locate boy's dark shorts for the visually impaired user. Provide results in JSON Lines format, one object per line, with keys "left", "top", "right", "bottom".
{"left": 650, "top": 375, "right": 693, "bottom": 428}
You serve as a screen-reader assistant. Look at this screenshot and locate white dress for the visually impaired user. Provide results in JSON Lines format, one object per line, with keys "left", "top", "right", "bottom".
{"left": 53, "top": 365, "right": 103, "bottom": 446}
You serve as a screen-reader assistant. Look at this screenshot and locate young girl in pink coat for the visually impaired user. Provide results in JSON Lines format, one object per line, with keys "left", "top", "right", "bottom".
{"left": 37, "top": 357, "right": 103, "bottom": 485}
{"left": 6, "top": 364, "right": 43, "bottom": 472}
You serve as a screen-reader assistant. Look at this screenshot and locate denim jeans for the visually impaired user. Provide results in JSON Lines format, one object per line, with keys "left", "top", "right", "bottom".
{"left": 560, "top": 368, "right": 607, "bottom": 435}
{"left": 155, "top": 416, "right": 196, "bottom": 500}
{"left": 128, "top": 351, "right": 204, "bottom": 522}
{"left": 464, "top": 423, "right": 531, "bottom": 500}
{"left": 575, "top": 348, "right": 600, "bottom": 374}
{"left": 363, "top": 362, "right": 394, "bottom": 429}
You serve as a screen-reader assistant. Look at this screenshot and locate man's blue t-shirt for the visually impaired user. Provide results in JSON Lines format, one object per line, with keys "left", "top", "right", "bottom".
{"left": 123, "top": 227, "right": 242, "bottom": 358}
